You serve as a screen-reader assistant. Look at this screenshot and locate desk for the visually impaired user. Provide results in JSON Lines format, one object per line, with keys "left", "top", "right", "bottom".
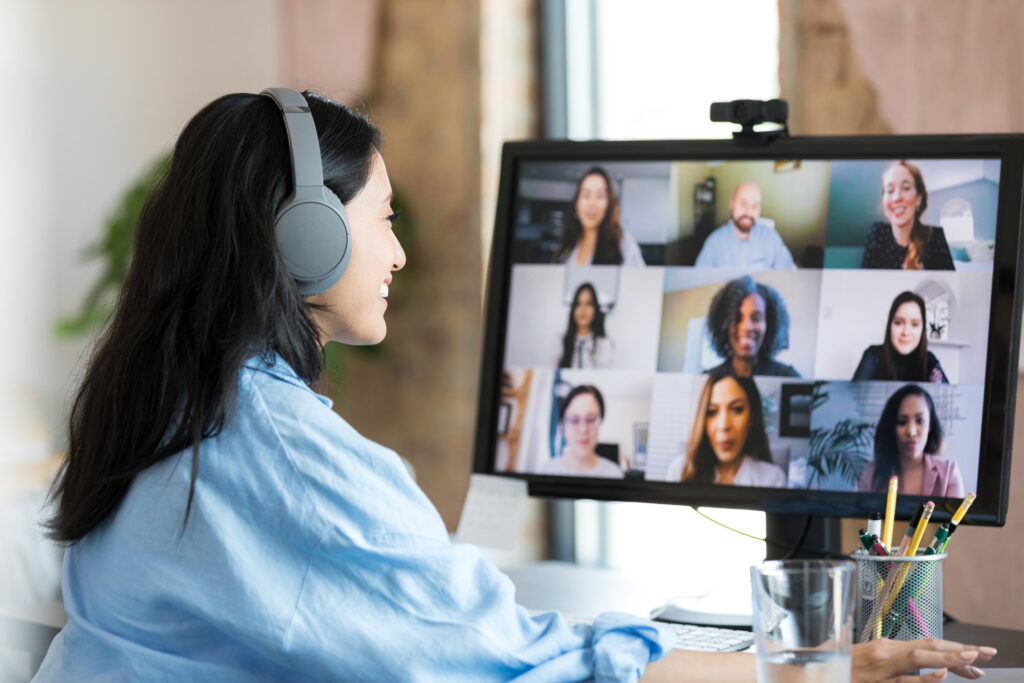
{"left": 506, "top": 561, "right": 1024, "bottom": 669}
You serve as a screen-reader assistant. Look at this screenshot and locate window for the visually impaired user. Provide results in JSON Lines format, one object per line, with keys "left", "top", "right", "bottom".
{"left": 549, "top": 0, "right": 781, "bottom": 586}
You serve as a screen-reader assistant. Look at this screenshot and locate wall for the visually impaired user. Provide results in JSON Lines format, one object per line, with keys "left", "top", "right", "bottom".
{"left": 0, "top": 0, "right": 282, "bottom": 460}
{"left": 779, "top": 0, "right": 1024, "bottom": 629}
{"left": 332, "top": 0, "right": 484, "bottom": 529}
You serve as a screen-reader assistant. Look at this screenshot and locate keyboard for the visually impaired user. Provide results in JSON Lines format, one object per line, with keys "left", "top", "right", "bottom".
{"left": 655, "top": 621, "right": 754, "bottom": 652}
{"left": 538, "top": 611, "right": 754, "bottom": 653}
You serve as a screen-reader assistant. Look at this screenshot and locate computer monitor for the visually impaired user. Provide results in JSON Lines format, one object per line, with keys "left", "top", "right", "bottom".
{"left": 473, "top": 134, "right": 1023, "bottom": 549}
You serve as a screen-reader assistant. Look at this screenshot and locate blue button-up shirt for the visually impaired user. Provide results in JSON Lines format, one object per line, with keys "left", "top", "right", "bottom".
{"left": 35, "top": 355, "right": 673, "bottom": 681}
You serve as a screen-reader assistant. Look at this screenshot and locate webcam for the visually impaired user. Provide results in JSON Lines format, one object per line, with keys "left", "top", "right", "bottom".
{"left": 710, "top": 99, "right": 789, "bottom": 145}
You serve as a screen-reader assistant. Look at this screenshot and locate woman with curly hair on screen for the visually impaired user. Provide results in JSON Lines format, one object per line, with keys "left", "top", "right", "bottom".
{"left": 704, "top": 275, "right": 799, "bottom": 378}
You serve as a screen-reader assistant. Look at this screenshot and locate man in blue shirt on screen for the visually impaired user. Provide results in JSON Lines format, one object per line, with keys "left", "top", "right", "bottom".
{"left": 694, "top": 182, "right": 796, "bottom": 268}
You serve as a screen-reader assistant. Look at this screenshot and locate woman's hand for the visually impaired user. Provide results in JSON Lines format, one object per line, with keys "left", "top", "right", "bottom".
{"left": 852, "top": 638, "right": 997, "bottom": 681}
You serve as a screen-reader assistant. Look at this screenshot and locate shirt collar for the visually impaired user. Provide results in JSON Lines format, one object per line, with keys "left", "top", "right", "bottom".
{"left": 243, "top": 353, "right": 333, "bottom": 407}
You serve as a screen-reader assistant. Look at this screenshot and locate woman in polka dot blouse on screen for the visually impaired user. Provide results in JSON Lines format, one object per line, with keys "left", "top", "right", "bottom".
{"left": 860, "top": 161, "right": 955, "bottom": 270}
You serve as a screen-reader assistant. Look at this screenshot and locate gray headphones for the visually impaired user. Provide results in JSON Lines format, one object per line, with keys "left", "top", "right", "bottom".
{"left": 261, "top": 87, "right": 351, "bottom": 296}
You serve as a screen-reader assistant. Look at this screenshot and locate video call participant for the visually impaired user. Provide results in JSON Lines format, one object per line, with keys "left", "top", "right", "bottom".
{"left": 861, "top": 161, "right": 955, "bottom": 270}
{"left": 540, "top": 384, "right": 623, "bottom": 478}
{"left": 705, "top": 276, "right": 800, "bottom": 378}
{"left": 860, "top": 384, "right": 965, "bottom": 497}
{"left": 557, "top": 282, "right": 614, "bottom": 369}
{"left": 551, "top": 166, "right": 646, "bottom": 266}
{"left": 36, "top": 89, "right": 995, "bottom": 682}
{"left": 694, "top": 182, "right": 796, "bottom": 269}
{"left": 665, "top": 370, "right": 786, "bottom": 487}
{"left": 853, "top": 291, "right": 949, "bottom": 383}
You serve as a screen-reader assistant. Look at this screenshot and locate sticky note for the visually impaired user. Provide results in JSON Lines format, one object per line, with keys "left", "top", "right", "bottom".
{"left": 455, "top": 474, "right": 528, "bottom": 552}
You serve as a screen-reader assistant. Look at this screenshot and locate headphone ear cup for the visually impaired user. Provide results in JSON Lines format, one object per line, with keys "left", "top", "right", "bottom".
{"left": 275, "top": 186, "right": 351, "bottom": 297}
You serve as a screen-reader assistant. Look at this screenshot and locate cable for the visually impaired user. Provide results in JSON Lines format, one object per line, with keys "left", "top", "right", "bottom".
{"left": 691, "top": 508, "right": 847, "bottom": 559}
{"left": 690, "top": 507, "right": 766, "bottom": 543}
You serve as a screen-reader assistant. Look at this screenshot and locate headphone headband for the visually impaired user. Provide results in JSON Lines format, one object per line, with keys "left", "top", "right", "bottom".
{"left": 261, "top": 88, "right": 325, "bottom": 189}
{"left": 259, "top": 88, "right": 352, "bottom": 297}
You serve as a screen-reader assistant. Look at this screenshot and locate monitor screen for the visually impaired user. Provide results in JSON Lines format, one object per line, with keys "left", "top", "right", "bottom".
{"left": 473, "top": 135, "right": 1024, "bottom": 525}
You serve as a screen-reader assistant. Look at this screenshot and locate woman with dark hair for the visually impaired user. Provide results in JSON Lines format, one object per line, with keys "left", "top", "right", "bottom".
{"left": 539, "top": 384, "right": 623, "bottom": 478}
{"left": 705, "top": 275, "right": 799, "bottom": 378}
{"left": 860, "top": 160, "right": 955, "bottom": 270}
{"left": 664, "top": 370, "right": 785, "bottom": 487}
{"left": 860, "top": 384, "right": 965, "bottom": 497}
{"left": 34, "top": 90, "right": 993, "bottom": 681}
{"left": 552, "top": 166, "right": 645, "bottom": 266}
{"left": 853, "top": 291, "right": 949, "bottom": 382}
{"left": 557, "top": 282, "right": 614, "bottom": 368}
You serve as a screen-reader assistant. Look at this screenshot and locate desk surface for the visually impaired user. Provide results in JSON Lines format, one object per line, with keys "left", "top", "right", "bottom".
{"left": 505, "top": 561, "right": 1024, "bottom": 668}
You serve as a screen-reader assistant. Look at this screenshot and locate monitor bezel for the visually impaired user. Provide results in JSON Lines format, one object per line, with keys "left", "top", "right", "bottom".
{"left": 474, "top": 134, "right": 1024, "bottom": 526}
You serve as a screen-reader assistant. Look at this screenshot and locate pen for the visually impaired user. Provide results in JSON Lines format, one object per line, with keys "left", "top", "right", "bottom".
{"left": 906, "top": 597, "right": 931, "bottom": 638}
{"left": 925, "top": 523, "right": 950, "bottom": 555}
{"left": 859, "top": 528, "right": 874, "bottom": 553}
{"left": 882, "top": 476, "right": 899, "bottom": 551}
{"left": 870, "top": 535, "right": 889, "bottom": 557}
{"left": 867, "top": 511, "right": 883, "bottom": 541}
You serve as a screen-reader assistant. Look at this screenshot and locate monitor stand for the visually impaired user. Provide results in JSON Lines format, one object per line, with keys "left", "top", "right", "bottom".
{"left": 649, "top": 513, "right": 844, "bottom": 627}
{"left": 764, "top": 512, "right": 843, "bottom": 560}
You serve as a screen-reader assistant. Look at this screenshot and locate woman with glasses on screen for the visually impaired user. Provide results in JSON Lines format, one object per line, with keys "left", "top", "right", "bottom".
{"left": 552, "top": 166, "right": 646, "bottom": 266}
{"left": 860, "top": 384, "right": 965, "bottom": 497}
{"left": 557, "top": 282, "right": 614, "bottom": 369}
{"left": 540, "top": 384, "right": 623, "bottom": 478}
{"left": 860, "top": 161, "right": 955, "bottom": 270}
{"left": 36, "top": 90, "right": 994, "bottom": 682}
{"left": 704, "top": 275, "right": 800, "bottom": 378}
{"left": 853, "top": 291, "right": 949, "bottom": 383}
{"left": 665, "top": 371, "right": 786, "bottom": 488}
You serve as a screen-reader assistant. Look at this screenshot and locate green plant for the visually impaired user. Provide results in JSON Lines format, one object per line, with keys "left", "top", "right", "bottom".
{"left": 56, "top": 154, "right": 416, "bottom": 386}
{"left": 805, "top": 383, "right": 874, "bottom": 488}
{"left": 55, "top": 154, "right": 171, "bottom": 337}
{"left": 807, "top": 418, "right": 874, "bottom": 488}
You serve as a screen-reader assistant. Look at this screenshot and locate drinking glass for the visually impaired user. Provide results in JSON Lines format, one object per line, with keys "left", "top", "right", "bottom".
{"left": 750, "top": 559, "right": 855, "bottom": 683}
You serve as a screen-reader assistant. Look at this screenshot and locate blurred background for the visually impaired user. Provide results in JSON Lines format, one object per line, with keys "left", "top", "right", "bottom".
{"left": 3, "top": 2, "right": 1024, "bottom": 675}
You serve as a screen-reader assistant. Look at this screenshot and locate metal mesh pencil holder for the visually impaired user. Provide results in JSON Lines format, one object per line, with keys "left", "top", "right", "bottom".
{"left": 851, "top": 551, "right": 945, "bottom": 643}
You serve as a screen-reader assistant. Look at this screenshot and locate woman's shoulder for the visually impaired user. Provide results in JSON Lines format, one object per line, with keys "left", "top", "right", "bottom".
{"left": 858, "top": 345, "right": 885, "bottom": 364}
{"left": 756, "top": 358, "right": 800, "bottom": 377}
{"left": 926, "top": 225, "right": 949, "bottom": 244}
{"left": 741, "top": 457, "right": 786, "bottom": 487}
{"left": 619, "top": 231, "right": 645, "bottom": 265}
{"left": 853, "top": 345, "right": 884, "bottom": 380}
{"left": 664, "top": 454, "right": 685, "bottom": 482}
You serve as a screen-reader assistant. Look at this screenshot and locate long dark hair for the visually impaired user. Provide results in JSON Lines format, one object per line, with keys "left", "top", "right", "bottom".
{"left": 48, "top": 91, "right": 382, "bottom": 543}
{"left": 706, "top": 276, "right": 789, "bottom": 364}
{"left": 881, "top": 291, "right": 930, "bottom": 380}
{"left": 558, "top": 282, "right": 606, "bottom": 368}
{"left": 871, "top": 384, "right": 944, "bottom": 492}
{"left": 681, "top": 370, "right": 772, "bottom": 483}
{"left": 883, "top": 160, "right": 930, "bottom": 269}
{"left": 553, "top": 167, "right": 624, "bottom": 265}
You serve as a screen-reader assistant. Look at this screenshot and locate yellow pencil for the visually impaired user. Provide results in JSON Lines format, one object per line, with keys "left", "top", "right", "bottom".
{"left": 904, "top": 502, "right": 934, "bottom": 557}
{"left": 882, "top": 475, "right": 899, "bottom": 552}
{"left": 950, "top": 492, "right": 976, "bottom": 526}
